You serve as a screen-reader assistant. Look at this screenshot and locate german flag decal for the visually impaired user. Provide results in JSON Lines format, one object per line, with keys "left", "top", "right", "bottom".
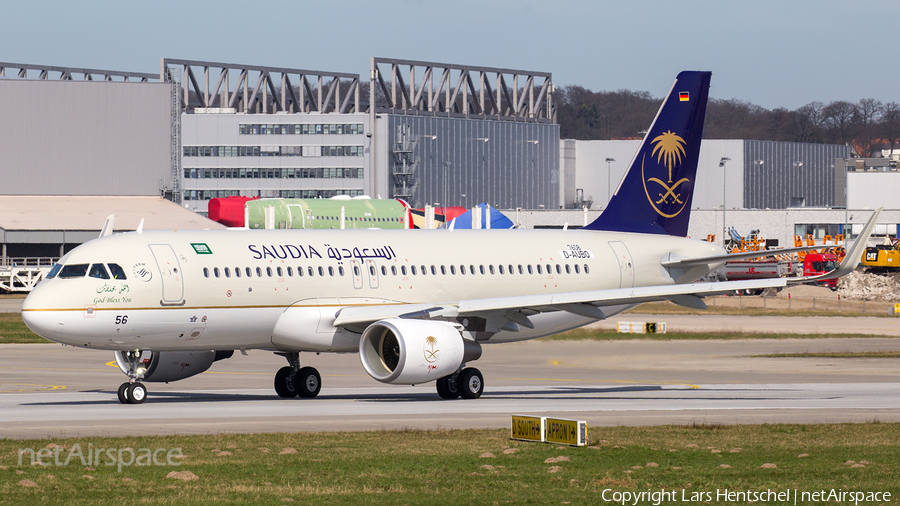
{"left": 679, "top": 92, "right": 690, "bottom": 102}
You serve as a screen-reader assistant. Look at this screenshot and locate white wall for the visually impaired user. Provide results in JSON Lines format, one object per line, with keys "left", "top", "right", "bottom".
{"left": 847, "top": 172, "right": 900, "bottom": 210}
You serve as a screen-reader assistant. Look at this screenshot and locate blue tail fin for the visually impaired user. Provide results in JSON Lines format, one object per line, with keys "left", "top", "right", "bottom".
{"left": 583, "top": 71, "right": 711, "bottom": 236}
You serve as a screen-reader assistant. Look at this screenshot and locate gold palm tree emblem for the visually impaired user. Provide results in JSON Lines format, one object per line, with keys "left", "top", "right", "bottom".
{"left": 650, "top": 130, "right": 686, "bottom": 183}
{"left": 424, "top": 335, "right": 439, "bottom": 363}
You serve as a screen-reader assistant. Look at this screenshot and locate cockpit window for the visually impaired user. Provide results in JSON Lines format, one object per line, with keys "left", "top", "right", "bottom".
{"left": 89, "top": 264, "right": 110, "bottom": 279}
{"left": 46, "top": 263, "right": 62, "bottom": 279}
{"left": 58, "top": 264, "right": 89, "bottom": 279}
{"left": 108, "top": 263, "right": 127, "bottom": 279}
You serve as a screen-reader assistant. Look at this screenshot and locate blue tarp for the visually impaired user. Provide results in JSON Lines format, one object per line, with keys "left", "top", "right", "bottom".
{"left": 450, "top": 203, "right": 514, "bottom": 229}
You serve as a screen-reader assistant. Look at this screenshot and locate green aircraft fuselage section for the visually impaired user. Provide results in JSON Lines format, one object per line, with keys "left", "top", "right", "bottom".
{"left": 245, "top": 198, "right": 410, "bottom": 230}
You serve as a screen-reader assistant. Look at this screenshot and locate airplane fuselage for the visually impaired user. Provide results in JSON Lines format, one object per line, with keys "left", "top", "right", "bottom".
{"left": 23, "top": 228, "right": 724, "bottom": 352}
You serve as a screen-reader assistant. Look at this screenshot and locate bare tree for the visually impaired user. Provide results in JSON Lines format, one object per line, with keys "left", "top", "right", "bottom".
{"left": 853, "top": 98, "right": 884, "bottom": 156}
{"left": 823, "top": 100, "right": 857, "bottom": 145}
{"left": 882, "top": 101, "right": 900, "bottom": 157}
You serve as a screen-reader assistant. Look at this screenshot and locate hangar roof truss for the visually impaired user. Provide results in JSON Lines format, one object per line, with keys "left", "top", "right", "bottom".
{"left": 370, "top": 57, "right": 554, "bottom": 123}
{"left": 162, "top": 58, "right": 361, "bottom": 115}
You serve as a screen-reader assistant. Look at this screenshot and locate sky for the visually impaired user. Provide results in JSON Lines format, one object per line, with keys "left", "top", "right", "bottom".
{"left": 2, "top": 0, "right": 897, "bottom": 110}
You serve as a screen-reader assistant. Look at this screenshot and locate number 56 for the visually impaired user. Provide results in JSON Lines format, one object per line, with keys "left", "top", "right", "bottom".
{"left": 115, "top": 315, "right": 128, "bottom": 324}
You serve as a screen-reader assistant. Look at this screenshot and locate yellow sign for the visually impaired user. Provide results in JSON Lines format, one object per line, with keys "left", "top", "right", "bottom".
{"left": 510, "top": 415, "right": 544, "bottom": 442}
{"left": 545, "top": 417, "right": 587, "bottom": 446}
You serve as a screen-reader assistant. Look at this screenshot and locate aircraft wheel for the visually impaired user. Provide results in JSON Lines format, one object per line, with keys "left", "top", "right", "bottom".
{"left": 127, "top": 383, "right": 147, "bottom": 404}
{"left": 117, "top": 383, "right": 130, "bottom": 404}
{"left": 436, "top": 375, "right": 460, "bottom": 399}
{"left": 274, "top": 366, "right": 298, "bottom": 398}
{"left": 295, "top": 367, "right": 321, "bottom": 398}
{"left": 458, "top": 368, "right": 484, "bottom": 399}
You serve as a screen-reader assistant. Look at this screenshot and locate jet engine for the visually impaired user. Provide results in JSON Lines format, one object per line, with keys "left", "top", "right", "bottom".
{"left": 359, "top": 319, "right": 482, "bottom": 385}
{"left": 114, "top": 350, "right": 232, "bottom": 383}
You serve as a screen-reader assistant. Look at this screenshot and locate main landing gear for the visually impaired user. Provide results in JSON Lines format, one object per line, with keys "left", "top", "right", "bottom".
{"left": 117, "top": 350, "right": 147, "bottom": 405}
{"left": 436, "top": 367, "right": 484, "bottom": 400}
{"left": 274, "top": 352, "right": 321, "bottom": 398}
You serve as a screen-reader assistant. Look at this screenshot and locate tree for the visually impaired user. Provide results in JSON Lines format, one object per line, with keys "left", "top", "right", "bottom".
{"left": 822, "top": 100, "right": 857, "bottom": 145}
{"left": 882, "top": 102, "right": 900, "bottom": 157}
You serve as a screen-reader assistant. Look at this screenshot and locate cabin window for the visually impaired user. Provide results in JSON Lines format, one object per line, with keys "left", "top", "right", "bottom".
{"left": 224, "top": 267, "right": 231, "bottom": 278}
{"left": 369, "top": 266, "right": 376, "bottom": 276}
{"left": 286, "top": 267, "right": 293, "bottom": 277}
{"left": 536, "top": 265, "right": 542, "bottom": 274}
{"left": 381, "top": 266, "right": 387, "bottom": 276}
{"left": 450, "top": 265, "right": 456, "bottom": 275}
{"left": 546, "top": 264, "right": 551, "bottom": 274}
{"left": 391, "top": 266, "right": 397, "bottom": 276}
{"left": 108, "top": 263, "right": 127, "bottom": 280}
{"left": 256, "top": 267, "right": 263, "bottom": 277}
{"left": 518, "top": 265, "right": 524, "bottom": 275}
{"left": 574, "top": 264, "right": 580, "bottom": 274}
{"left": 246, "top": 267, "right": 252, "bottom": 277}
{"left": 460, "top": 265, "right": 466, "bottom": 275}
{"left": 411, "top": 265, "right": 417, "bottom": 275}
{"left": 565, "top": 264, "right": 571, "bottom": 274}
{"left": 235, "top": 267, "right": 242, "bottom": 278}
{"left": 401, "top": 265, "right": 407, "bottom": 276}
{"left": 318, "top": 266, "right": 324, "bottom": 276}
{"left": 328, "top": 266, "right": 334, "bottom": 276}
{"left": 431, "top": 265, "right": 437, "bottom": 275}
{"left": 584, "top": 264, "right": 590, "bottom": 274}
{"left": 214, "top": 267, "right": 220, "bottom": 278}
{"left": 277, "top": 267, "right": 283, "bottom": 277}
{"left": 338, "top": 266, "right": 345, "bottom": 276}
{"left": 498, "top": 265, "right": 504, "bottom": 275}
{"left": 556, "top": 264, "right": 562, "bottom": 274}
{"left": 266, "top": 267, "right": 273, "bottom": 277}
{"left": 440, "top": 265, "right": 446, "bottom": 275}
{"left": 308, "top": 266, "right": 315, "bottom": 277}
{"left": 88, "top": 264, "right": 110, "bottom": 280}
{"left": 353, "top": 266, "right": 360, "bottom": 276}
{"left": 420, "top": 265, "right": 427, "bottom": 275}
{"left": 203, "top": 267, "right": 209, "bottom": 278}
{"left": 527, "top": 265, "right": 533, "bottom": 274}
{"left": 470, "top": 265, "right": 476, "bottom": 274}
{"left": 486, "top": 265, "right": 492, "bottom": 275}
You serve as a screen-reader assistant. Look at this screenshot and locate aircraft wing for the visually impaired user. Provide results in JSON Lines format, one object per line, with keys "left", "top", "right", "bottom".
{"left": 332, "top": 277, "right": 787, "bottom": 330}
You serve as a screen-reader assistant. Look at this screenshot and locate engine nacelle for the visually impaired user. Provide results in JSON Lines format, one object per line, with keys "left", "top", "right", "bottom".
{"left": 114, "top": 350, "right": 229, "bottom": 383}
{"left": 359, "top": 319, "right": 482, "bottom": 385}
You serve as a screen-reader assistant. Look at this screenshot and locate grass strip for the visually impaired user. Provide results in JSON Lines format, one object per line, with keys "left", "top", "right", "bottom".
{"left": 628, "top": 302, "right": 894, "bottom": 318}
{"left": 0, "top": 313, "right": 48, "bottom": 344}
{"left": 543, "top": 328, "right": 881, "bottom": 341}
{"left": 753, "top": 351, "right": 900, "bottom": 358}
{"left": 0, "top": 311, "right": 890, "bottom": 345}
{"left": 2, "top": 424, "right": 898, "bottom": 505}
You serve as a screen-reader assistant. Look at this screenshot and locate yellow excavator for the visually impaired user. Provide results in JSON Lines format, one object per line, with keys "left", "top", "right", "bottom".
{"left": 861, "top": 237, "right": 900, "bottom": 272}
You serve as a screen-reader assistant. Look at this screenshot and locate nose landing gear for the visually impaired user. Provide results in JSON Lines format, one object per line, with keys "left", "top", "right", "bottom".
{"left": 116, "top": 350, "right": 148, "bottom": 404}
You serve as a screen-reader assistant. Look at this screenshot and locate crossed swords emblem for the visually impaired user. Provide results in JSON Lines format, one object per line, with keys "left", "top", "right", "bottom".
{"left": 647, "top": 177, "right": 690, "bottom": 204}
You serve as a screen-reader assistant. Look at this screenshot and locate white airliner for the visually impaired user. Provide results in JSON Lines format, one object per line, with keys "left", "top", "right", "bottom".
{"left": 22, "top": 71, "right": 881, "bottom": 404}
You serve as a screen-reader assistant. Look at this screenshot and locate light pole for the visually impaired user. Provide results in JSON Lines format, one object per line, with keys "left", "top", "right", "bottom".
{"left": 719, "top": 157, "right": 731, "bottom": 248}
{"left": 442, "top": 161, "right": 451, "bottom": 211}
{"left": 793, "top": 161, "right": 803, "bottom": 204}
{"left": 605, "top": 158, "right": 615, "bottom": 207}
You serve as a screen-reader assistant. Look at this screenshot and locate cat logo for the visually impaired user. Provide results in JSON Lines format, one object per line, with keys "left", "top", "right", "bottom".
{"left": 643, "top": 130, "right": 691, "bottom": 218}
{"left": 423, "top": 335, "right": 440, "bottom": 363}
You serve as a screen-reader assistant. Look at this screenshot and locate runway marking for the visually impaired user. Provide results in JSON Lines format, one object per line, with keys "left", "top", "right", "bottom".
{"left": 492, "top": 376, "right": 700, "bottom": 389}
{"left": 5, "top": 366, "right": 116, "bottom": 373}
{"left": 0, "top": 383, "right": 66, "bottom": 393}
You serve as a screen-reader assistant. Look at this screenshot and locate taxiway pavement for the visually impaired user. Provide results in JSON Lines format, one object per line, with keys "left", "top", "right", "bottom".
{"left": 2, "top": 332, "right": 899, "bottom": 439}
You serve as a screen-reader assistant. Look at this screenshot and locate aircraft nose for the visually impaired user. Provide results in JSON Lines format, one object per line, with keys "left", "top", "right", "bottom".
{"left": 21, "top": 285, "right": 63, "bottom": 339}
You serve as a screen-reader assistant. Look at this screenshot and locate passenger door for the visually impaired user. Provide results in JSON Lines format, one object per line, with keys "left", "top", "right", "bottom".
{"left": 149, "top": 244, "right": 185, "bottom": 305}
